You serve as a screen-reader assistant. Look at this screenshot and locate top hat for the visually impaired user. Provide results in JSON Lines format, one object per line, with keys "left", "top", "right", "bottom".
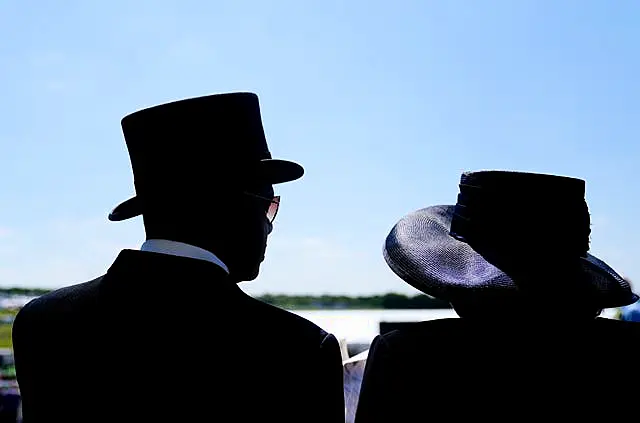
{"left": 108, "top": 92, "right": 303, "bottom": 221}
{"left": 383, "top": 170, "right": 638, "bottom": 310}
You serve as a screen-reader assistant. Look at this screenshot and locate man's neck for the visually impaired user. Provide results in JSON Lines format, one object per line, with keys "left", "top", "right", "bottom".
{"left": 140, "top": 239, "right": 229, "bottom": 273}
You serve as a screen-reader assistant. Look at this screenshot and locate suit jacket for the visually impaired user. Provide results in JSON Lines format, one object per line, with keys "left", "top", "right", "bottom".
{"left": 355, "top": 317, "right": 640, "bottom": 422}
{"left": 13, "top": 250, "right": 345, "bottom": 422}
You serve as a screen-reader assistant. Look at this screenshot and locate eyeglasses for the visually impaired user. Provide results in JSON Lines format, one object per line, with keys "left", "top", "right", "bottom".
{"left": 243, "top": 192, "right": 280, "bottom": 223}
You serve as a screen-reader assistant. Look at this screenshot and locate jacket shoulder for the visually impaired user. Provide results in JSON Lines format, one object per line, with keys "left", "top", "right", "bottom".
{"left": 246, "top": 297, "right": 334, "bottom": 346}
{"left": 13, "top": 276, "right": 104, "bottom": 331}
{"left": 380, "top": 318, "right": 462, "bottom": 342}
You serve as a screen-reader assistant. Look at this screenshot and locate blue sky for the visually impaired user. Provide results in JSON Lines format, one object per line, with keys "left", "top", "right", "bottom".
{"left": 1, "top": 1, "right": 640, "bottom": 296}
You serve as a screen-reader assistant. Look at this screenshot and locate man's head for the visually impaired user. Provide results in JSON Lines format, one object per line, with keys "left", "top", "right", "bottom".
{"left": 109, "top": 92, "right": 303, "bottom": 281}
{"left": 141, "top": 183, "right": 278, "bottom": 282}
{"left": 227, "top": 184, "right": 278, "bottom": 281}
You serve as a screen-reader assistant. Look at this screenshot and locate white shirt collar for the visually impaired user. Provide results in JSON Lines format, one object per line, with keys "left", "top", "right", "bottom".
{"left": 140, "top": 239, "right": 229, "bottom": 274}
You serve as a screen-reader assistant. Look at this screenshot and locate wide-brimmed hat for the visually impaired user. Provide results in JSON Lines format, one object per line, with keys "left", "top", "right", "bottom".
{"left": 108, "top": 92, "right": 303, "bottom": 221}
{"left": 383, "top": 171, "right": 638, "bottom": 309}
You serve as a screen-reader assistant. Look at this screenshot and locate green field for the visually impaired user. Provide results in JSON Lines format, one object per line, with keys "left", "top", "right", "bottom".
{"left": 0, "top": 325, "right": 11, "bottom": 349}
{"left": 0, "top": 310, "right": 18, "bottom": 349}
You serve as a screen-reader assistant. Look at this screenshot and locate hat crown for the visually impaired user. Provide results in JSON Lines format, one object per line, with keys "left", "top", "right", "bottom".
{"left": 449, "top": 171, "right": 591, "bottom": 258}
{"left": 121, "top": 92, "right": 271, "bottom": 177}
{"left": 121, "top": 92, "right": 277, "bottom": 201}
{"left": 459, "top": 170, "right": 585, "bottom": 195}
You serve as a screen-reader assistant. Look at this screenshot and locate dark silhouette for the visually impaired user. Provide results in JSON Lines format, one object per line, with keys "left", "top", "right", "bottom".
{"left": 13, "top": 93, "right": 344, "bottom": 422}
{"left": 356, "top": 171, "right": 640, "bottom": 421}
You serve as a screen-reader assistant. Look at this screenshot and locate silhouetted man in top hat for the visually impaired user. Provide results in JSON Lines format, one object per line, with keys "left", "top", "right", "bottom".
{"left": 12, "top": 93, "right": 345, "bottom": 422}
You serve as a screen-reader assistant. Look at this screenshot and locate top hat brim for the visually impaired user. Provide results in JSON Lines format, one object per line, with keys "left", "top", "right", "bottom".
{"left": 108, "top": 158, "right": 304, "bottom": 221}
{"left": 383, "top": 205, "right": 639, "bottom": 310}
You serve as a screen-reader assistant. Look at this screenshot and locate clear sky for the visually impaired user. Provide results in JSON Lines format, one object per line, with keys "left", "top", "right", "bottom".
{"left": 1, "top": 1, "right": 639, "bottom": 296}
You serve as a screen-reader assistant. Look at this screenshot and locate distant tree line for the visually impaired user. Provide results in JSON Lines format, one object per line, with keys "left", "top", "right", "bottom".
{"left": 257, "top": 293, "right": 451, "bottom": 309}
{"left": 0, "top": 287, "right": 51, "bottom": 296}
{"left": 0, "top": 288, "right": 451, "bottom": 309}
